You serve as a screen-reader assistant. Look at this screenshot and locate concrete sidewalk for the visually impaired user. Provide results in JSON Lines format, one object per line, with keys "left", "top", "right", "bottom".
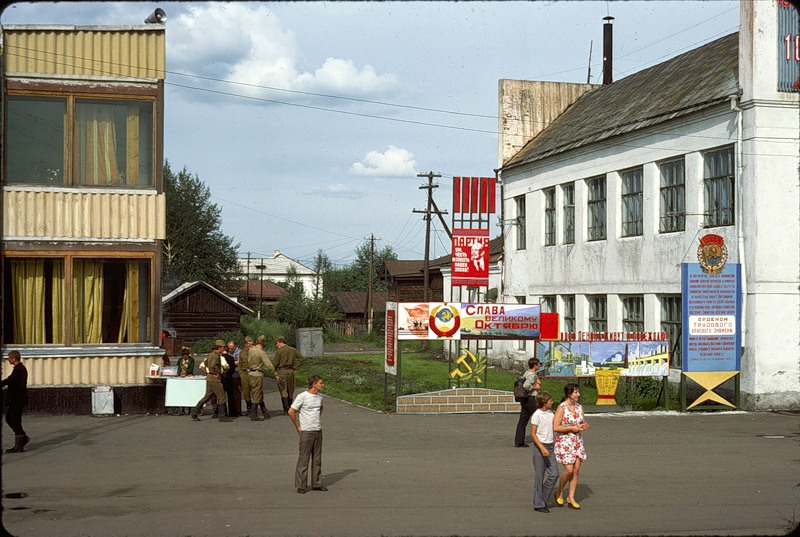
{"left": 2, "top": 391, "right": 799, "bottom": 537}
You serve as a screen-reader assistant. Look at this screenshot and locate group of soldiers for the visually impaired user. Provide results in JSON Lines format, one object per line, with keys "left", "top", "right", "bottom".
{"left": 190, "top": 335, "right": 304, "bottom": 422}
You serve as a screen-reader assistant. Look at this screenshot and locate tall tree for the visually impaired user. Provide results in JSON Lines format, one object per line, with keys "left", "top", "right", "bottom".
{"left": 162, "top": 160, "right": 240, "bottom": 293}
{"left": 323, "top": 240, "right": 397, "bottom": 292}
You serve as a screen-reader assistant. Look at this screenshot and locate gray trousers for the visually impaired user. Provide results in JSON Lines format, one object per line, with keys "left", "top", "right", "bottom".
{"left": 295, "top": 430, "right": 323, "bottom": 489}
{"left": 532, "top": 442, "right": 559, "bottom": 508}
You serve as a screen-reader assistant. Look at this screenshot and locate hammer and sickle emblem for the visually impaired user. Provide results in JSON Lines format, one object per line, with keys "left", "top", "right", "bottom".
{"left": 449, "top": 348, "right": 482, "bottom": 383}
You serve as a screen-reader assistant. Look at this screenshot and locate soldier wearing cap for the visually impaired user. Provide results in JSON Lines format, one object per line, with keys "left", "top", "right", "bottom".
{"left": 246, "top": 335, "right": 280, "bottom": 421}
{"left": 274, "top": 335, "right": 305, "bottom": 415}
{"left": 239, "top": 336, "right": 255, "bottom": 416}
{"left": 190, "top": 340, "right": 231, "bottom": 422}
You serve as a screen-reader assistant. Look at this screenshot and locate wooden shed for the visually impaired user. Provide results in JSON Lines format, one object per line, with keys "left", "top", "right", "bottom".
{"left": 378, "top": 260, "right": 443, "bottom": 303}
{"left": 161, "top": 281, "right": 253, "bottom": 347}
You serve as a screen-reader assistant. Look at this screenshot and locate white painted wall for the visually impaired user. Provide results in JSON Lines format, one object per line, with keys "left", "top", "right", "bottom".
{"left": 496, "top": 0, "right": 800, "bottom": 410}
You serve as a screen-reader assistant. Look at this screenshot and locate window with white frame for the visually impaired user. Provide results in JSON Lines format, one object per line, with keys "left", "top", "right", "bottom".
{"left": 588, "top": 295, "right": 607, "bottom": 332}
{"left": 540, "top": 295, "right": 556, "bottom": 313}
{"left": 587, "top": 176, "right": 606, "bottom": 241}
{"left": 703, "top": 147, "right": 735, "bottom": 227}
{"left": 659, "top": 158, "right": 685, "bottom": 232}
{"left": 563, "top": 183, "right": 575, "bottom": 244}
{"left": 621, "top": 168, "right": 643, "bottom": 237}
{"left": 544, "top": 188, "right": 556, "bottom": 246}
{"left": 6, "top": 94, "right": 156, "bottom": 187}
{"left": 514, "top": 195, "right": 526, "bottom": 250}
{"left": 562, "top": 295, "right": 575, "bottom": 333}
{"left": 2, "top": 255, "right": 153, "bottom": 345}
{"left": 661, "top": 295, "right": 682, "bottom": 367}
{"left": 622, "top": 295, "right": 644, "bottom": 332}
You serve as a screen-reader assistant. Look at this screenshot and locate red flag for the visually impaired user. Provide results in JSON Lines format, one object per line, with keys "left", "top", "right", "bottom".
{"left": 540, "top": 312, "right": 560, "bottom": 340}
{"left": 470, "top": 177, "right": 479, "bottom": 213}
{"left": 453, "top": 176, "right": 461, "bottom": 213}
{"left": 488, "top": 177, "right": 496, "bottom": 213}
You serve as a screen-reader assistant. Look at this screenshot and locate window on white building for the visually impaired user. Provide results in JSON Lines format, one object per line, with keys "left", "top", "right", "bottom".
{"left": 562, "top": 295, "right": 575, "bottom": 333}
{"left": 588, "top": 295, "right": 607, "bottom": 332}
{"left": 621, "top": 168, "right": 643, "bottom": 237}
{"left": 703, "top": 146, "right": 735, "bottom": 227}
{"left": 587, "top": 176, "right": 606, "bottom": 241}
{"left": 544, "top": 188, "right": 556, "bottom": 246}
{"left": 563, "top": 183, "right": 575, "bottom": 244}
{"left": 515, "top": 195, "right": 527, "bottom": 250}
{"left": 661, "top": 295, "right": 682, "bottom": 367}
{"left": 659, "top": 158, "right": 686, "bottom": 232}
{"left": 540, "top": 295, "right": 556, "bottom": 313}
{"left": 515, "top": 295, "right": 527, "bottom": 350}
{"left": 622, "top": 295, "right": 645, "bottom": 332}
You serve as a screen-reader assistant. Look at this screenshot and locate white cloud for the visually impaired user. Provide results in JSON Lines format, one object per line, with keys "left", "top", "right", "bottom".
{"left": 306, "top": 184, "right": 364, "bottom": 199}
{"left": 167, "top": 2, "right": 399, "bottom": 99}
{"left": 350, "top": 146, "right": 418, "bottom": 177}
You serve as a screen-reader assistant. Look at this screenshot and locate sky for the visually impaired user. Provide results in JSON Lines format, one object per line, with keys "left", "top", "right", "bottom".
{"left": 1, "top": 0, "right": 741, "bottom": 268}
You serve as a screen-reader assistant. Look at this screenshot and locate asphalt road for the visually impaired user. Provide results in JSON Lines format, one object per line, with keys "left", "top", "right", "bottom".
{"left": 2, "top": 387, "right": 799, "bottom": 537}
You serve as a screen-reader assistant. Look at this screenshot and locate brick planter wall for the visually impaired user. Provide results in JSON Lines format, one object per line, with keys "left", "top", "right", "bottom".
{"left": 396, "top": 388, "right": 518, "bottom": 414}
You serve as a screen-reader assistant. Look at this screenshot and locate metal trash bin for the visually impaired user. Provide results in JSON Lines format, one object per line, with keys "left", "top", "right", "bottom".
{"left": 92, "top": 385, "right": 114, "bottom": 415}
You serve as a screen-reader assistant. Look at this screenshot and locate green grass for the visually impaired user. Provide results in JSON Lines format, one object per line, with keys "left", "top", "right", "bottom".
{"left": 294, "top": 351, "right": 679, "bottom": 412}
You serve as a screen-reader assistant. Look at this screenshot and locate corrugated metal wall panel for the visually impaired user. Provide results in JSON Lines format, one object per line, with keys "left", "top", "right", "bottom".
{"left": 2, "top": 189, "right": 165, "bottom": 240}
{"left": 3, "top": 355, "right": 154, "bottom": 386}
{"left": 5, "top": 28, "right": 165, "bottom": 79}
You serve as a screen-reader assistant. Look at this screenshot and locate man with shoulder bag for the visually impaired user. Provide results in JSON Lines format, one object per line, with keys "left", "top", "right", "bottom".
{"left": 514, "top": 357, "right": 541, "bottom": 447}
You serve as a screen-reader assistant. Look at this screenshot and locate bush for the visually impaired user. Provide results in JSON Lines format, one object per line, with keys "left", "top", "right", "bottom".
{"left": 240, "top": 315, "right": 294, "bottom": 346}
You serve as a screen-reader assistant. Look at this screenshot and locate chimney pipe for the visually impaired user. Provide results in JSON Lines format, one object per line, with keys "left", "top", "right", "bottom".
{"left": 603, "top": 16, "right": 614, "bottom": 85}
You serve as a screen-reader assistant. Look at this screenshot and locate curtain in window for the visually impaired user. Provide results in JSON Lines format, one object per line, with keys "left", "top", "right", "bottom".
{"left": 117, "top": 261, "right": 142, "bottom": 343}
{"left": 11, "top": 260, "right": 45, "bottom": 344}
{"left": 76, "top": 104, "right": 121, "bottom": 185}
{"left": 51, "top": 261, "right": 65, "bottom": 343}
{"left": 74, "top": 260, "right": 104, "bottom": 343}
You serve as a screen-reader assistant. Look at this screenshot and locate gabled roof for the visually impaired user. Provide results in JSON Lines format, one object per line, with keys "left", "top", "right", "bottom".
{"left": 504, "top": 33, "right": 740, "bottom": 168}
{"left": 238, "top": 251, "right": 315, "bottom": 276}
{"left": 162, "top": 281, "right": 254, "bottom": 314}
{"left": 238, "top": 280, "right": 287, "bottom": 300}
{"left": 328, "top": 291, "right": 389, "bottom": 315}
{"left": 378, "top": 260, "right": 427, "bottom": 279}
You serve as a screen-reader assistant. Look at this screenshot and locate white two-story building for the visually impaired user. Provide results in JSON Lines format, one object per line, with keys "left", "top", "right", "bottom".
{"left": 497, "top": 0, "right": 799, "bottom": 410}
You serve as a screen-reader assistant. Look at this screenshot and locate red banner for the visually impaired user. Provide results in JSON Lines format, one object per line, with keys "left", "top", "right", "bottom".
{"left": 453, "top": 176, "right": 496, "bottom": 214}
{"left": 452, "top": 228, "right": 490, "bottom": 286}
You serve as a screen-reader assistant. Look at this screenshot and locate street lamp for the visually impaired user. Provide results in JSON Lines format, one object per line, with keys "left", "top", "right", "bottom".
{"left": 255, "top": 264, "right": 266, "bottom": 319}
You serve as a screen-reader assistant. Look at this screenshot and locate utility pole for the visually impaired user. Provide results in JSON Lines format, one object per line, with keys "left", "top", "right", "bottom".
{"left": 245, "top": 251, "right": 251, "bottom": 306}
{"left": 366, "top": 233, "right": 375, "bottom": 333}
{"left": 413, "top": 171, "right": 442, "bottom": 304}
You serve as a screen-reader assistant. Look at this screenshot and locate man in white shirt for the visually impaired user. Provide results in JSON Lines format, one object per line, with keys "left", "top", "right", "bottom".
{"left": 288, "top": 375, "right": 326, "bottom": 494}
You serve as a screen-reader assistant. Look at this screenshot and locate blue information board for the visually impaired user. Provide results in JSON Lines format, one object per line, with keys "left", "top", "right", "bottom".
{"left": 681, "top": 263, "right": 742, "bottom": 372}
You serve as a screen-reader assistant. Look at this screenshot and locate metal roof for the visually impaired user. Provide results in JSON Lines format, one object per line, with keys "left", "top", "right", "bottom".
{"left": 503, "top": 33, "right": 740, "bottom": 169}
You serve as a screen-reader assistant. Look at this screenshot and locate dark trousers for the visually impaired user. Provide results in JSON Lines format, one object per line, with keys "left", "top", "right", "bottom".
{"left": 515, "top": 397, "right": 537, "bottom": 446}
{"left": 5, "top": 403, "right": 26, "bottom": 436}
{"left": 223, "top": 376, "right": 241, "bottom": 416}
{"left": 295, "top": 430, "right": 323, "bottom": 490}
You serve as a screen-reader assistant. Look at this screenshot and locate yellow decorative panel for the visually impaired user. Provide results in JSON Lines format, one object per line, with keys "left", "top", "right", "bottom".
{"left": 4, "top": 27, "right": 165, "bottom": 80}
{"left": 2, "top": 189, "right": 166, "bottom": 240}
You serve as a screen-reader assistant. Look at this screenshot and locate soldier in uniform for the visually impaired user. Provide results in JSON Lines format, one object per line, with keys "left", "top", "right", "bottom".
{"left": 239, "top": 336, "right": 254, "bottom": 417}
{"left": 274, "top": 336, "right": 305, "bottom": 415}
{"left": 190, "top": 340, "right": 231, "bottom": 422}
{"left": 247, "top": 335, "right": 280, "bottom": 421}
